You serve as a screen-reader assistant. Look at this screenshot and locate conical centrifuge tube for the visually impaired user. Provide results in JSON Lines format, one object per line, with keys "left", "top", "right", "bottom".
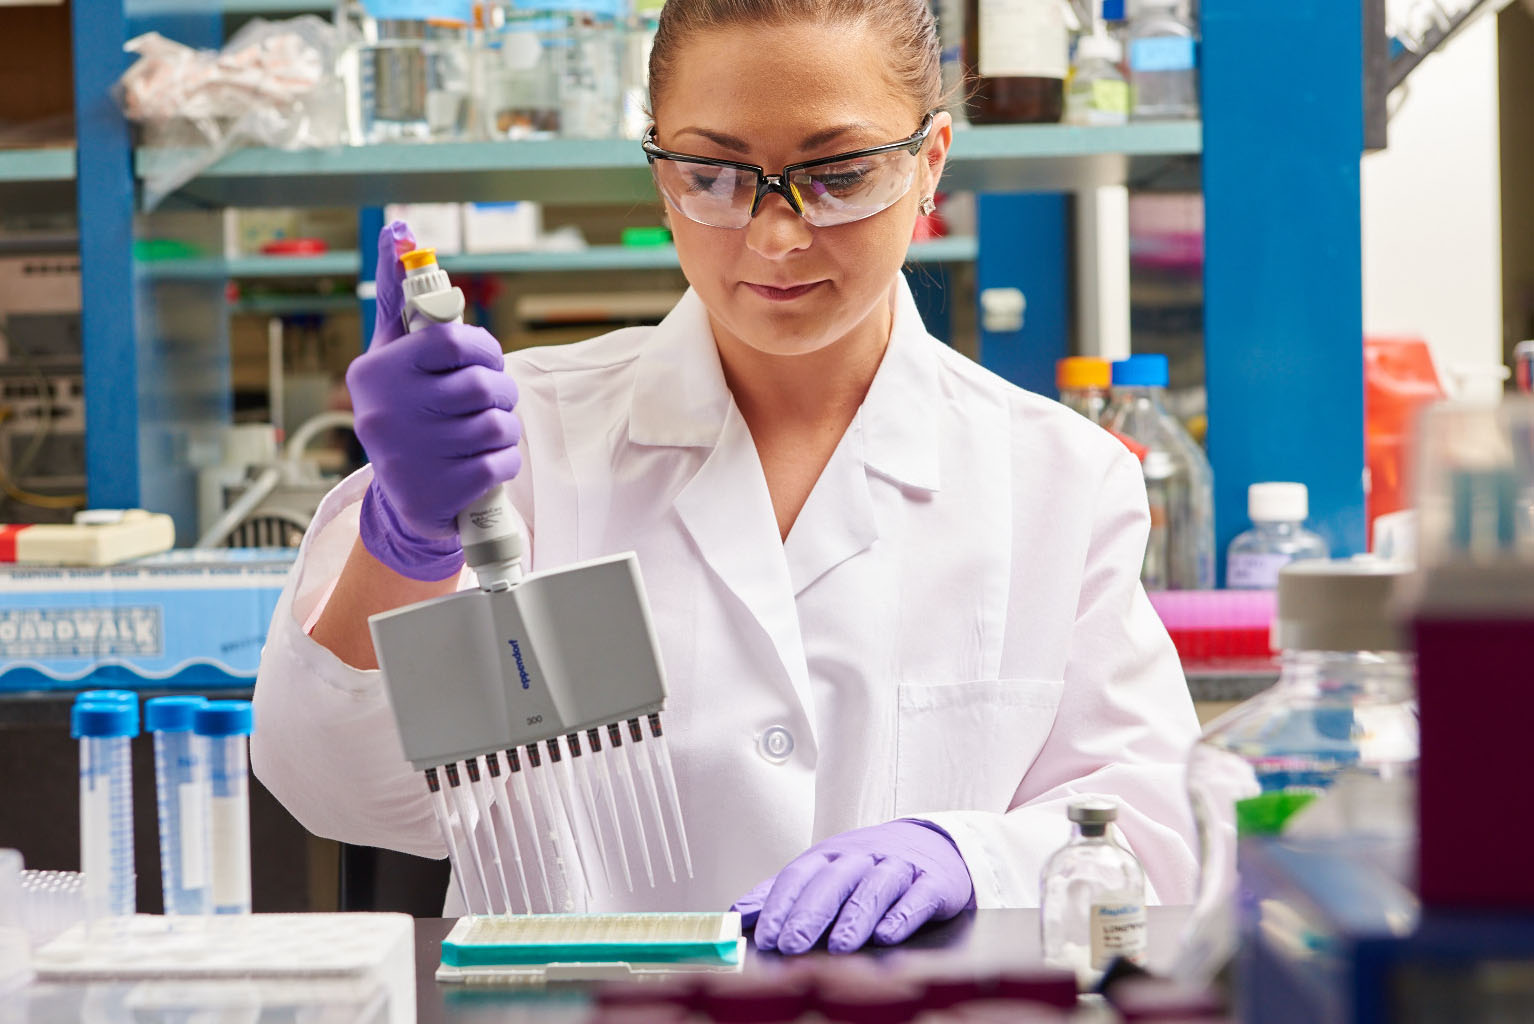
{"left": 556, "top": 736, "right": 614, "bottom": 896}
{"left": 424, "top": 768, "right": 475, "bottom": 913}
{"left": 607, "top": 722, "right": 655, "bottom": 887}
{"left": 545, "top": 739, "right": 604, "bottom": 899}
{"left": 442, "top": 762, "right": 494, "bottom": 914}
{"left": 525, "top": 743, "right": 587, "bottom": 905}
{"left": 647, "top": 713, "right": 693, "bottom": 879}
{"left": 463, "top": 757, "right": 513, "bottom": 914}
{"left": 586, "top": 727, "right": 635, "bottom": 893}
{"left": 505, "top": 747, "right": 554, "bottom": 912}
{"left": 628, "top": 718, "right": 676, "bottom": 883}
{"left": 483, "top": 752, "right": 533, "bottom": 914}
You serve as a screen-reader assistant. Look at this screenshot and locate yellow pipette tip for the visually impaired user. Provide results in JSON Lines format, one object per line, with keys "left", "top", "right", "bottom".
{"left": 400, "top": 248, "right": 438, "bottom": 271}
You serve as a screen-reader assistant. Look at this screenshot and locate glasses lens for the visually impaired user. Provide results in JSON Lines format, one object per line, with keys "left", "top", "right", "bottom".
{"left": 790, "top": 149, "right": 919, "bottom": 227}
{"left": 652, "top": 158, "right": 755, "bottom": 229}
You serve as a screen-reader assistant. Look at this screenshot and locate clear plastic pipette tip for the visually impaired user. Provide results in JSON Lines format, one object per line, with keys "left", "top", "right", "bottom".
{"left": 525, "top": 744, "right": 587, "bottom": 906}
{"left": 483, "top": 752, "right": 533, "bottom": 914}
{"left": 543, "top": 740, "right": 603, "bottom": 900}
{"left": 506, "top": 748, "right": 554, "bottom": 913}
{"left": 566, "top": 734, "right": 617, "bottom": 896}
{"left": 608, "top": 722, "right": 655, "bottom": 888}
{"left": 586, "top": 728, "right": 635, "bottom": 893}
{"left": 628, "top": 718, "right": 676, "bottom": 883}
{"left": 442, "top": 762, "right": 494, "bottom": 914}
{"left": 647, "top": 714, "right": 694, "bottom": 879}
{"left": 463, "top": 758, "right": 514, "bottom": 915}
{"left": 424, "top": 768, "right": 475, "bottom": 914}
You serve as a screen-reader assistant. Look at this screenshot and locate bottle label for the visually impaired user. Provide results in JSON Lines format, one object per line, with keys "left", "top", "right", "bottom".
{"left": 210, "top": 793, "right": 250, "bottom": 909}
{"left": 1227, "top": 551, "right": 1292, "bottom": 589}
{"left": 179, "top": 780, "right": 209, "bottom": 890}
{"left": 979, "top": 0, "right": 1068, "bottom": 80}
{"left": 1091, "top": 902, "right": 1147, "bottom": 969}
{"left": 1129, "top": 37, "right": 1197, "bottom": 73}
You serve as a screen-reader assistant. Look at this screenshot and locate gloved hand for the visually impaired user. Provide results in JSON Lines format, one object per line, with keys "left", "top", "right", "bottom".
{"left": 348, "top": 220, "right": 523, "bottom": 581}
{"left": 731, "top": 819, "right": 974, "bottom": 955}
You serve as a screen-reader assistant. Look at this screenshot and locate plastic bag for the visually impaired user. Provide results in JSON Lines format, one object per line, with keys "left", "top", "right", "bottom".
{"left": 115, "top": 17, "right": 343, "bottom": 210}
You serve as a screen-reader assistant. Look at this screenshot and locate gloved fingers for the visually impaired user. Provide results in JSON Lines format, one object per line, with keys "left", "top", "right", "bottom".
{"left": 770, "top": 853, "right": 877, "bottom": 955}
{"left": 417, "top": 364, "right": 520, "bottom": 417}
{"left": 729, "top": 876, "right": 776, "bottom": 929}
{"left": 871, "top": 874, "right": 956, "bottom": 946}
{"left": 373, "top": 220, "right": 415, "bottom": 348}
{"left": 751, "top": 851, "right": 833, "bottom": 951}
{"left": 405, "top": 323, "right": 506, "bottom": 374}
{"left": 827, "top": 857, "right": 916, "bottom": 954}
{"left": 443, "top": 408, "right": 523, "bottom": 458}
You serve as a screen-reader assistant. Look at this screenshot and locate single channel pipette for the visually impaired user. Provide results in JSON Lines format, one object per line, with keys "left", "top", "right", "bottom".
{"left": 607, "top": 722, "right": 655, "bottom": 888}
{"left": 442, "top": 762, "right": 494, "bottom": 914}
{"left": 567, "top": 734, "right": 625, "bottom": 894}
{"left": 526, "top": 743, "right": 590, "bottom": 903}
{"left": 483, "top": 752, "right": 533, "bottom": 914}
{"left": 585, "top": 728, "right": 635, "bottom": 893}
{"left": 548, "top": 738, "right": 611, "bottom": 897}
{"left": 627, "top": 718, "right": 676, "bottom": 883}
{"left": 424, "top": 767, "right": 475, "bottom": 914}
{"left": 505, "top": 748, "right": 554, "bottom": 912}
{"left": 646, "top": 713, "right": 694, "bottom": 879}
{"left": 463, "top": 758, "right": 513, "bottom": 915}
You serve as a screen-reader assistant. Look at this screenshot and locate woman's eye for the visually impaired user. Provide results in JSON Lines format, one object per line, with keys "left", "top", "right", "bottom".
{"left": 685, "top": 172, "right": 721, "bottom": 193}
{"left": 813, "top": 169, "right": 871, "bottom": 194}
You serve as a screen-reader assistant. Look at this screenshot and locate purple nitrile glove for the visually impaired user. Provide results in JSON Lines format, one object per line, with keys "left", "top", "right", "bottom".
{"left": 347, "top": 220, "right": 523, "bottom": 581}
{"left": 731, "top": 819, "right": 975, "bottom": 955}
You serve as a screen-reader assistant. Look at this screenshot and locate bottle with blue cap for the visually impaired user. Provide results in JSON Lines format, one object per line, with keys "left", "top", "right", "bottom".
{"left": 146, "top": 696, "right": 210, "bottom": 918}
{"left": 193, "top": 700, "right": 254, "bottom": 915}
{"left": 71, "top": 696, "right": 139, "bottom": 926}
{"left": 1104, "top": 354, "right": 1215, "bottom": 589}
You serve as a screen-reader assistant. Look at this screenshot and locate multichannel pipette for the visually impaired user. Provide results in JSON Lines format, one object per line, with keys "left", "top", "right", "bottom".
{"left": 369, "top": 245, "right": 686, "bottom": 915}
{"left": 646, "top": 712, "right": 694, "bottom": 879}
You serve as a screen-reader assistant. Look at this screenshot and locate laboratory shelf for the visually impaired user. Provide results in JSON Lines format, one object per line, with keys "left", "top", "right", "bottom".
{"left": 139, "top": 252, "right": 360, "bottom": 280}
{"left": 136, "top": 121, "right": 1202, "bottom": 209}
{"left": 0, "top": 147, "right": 75, "bottom": 182}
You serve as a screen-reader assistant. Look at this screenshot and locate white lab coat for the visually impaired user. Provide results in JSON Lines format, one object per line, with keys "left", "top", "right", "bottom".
{"left": 251, "top": 276, "right": 1201, "bottom": 915}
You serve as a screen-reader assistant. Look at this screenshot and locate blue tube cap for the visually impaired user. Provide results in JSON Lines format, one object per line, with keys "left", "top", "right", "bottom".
{"left": 71, "top": 700, "right": 140, "bottom": 739}
{"left": 74, "top": 689, "right": 138, "bottom": 706}
{"left": 1112, "top": 354, "right": 1170, "bottom": 388}
{"left": 194, "top": 700, "right": 254, "bottom": 737}
{"left": 145, "top": 696, "right": 208, "bottom": 733}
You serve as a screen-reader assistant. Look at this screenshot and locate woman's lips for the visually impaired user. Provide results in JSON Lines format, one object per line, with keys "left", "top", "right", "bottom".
{"left": 744, "top": 280, "right": 826, "bottom": 302}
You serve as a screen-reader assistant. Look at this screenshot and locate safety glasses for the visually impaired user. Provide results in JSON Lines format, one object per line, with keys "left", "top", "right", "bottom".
{"left": 643, "top": 114, "right": 934, "bottom": 229}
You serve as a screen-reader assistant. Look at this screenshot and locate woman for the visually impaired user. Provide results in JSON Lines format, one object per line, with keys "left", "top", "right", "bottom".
{"left": 252, "top": 0, "right": 1200, "bottom": 955}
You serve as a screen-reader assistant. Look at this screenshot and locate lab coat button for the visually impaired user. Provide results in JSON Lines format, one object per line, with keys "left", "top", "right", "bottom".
{"left": 758, "top": 726, "right": 794, "bottom": 763}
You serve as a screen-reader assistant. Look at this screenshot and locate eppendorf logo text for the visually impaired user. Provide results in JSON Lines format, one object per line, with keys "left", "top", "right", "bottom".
{"left": 0, "top": 607, "right": 163, "bottom": 658}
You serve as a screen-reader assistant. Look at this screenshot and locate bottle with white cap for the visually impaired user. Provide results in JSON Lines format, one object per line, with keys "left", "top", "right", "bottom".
{"left": 1226, "top": 482, "right": 1329, "bottom": 589}
{"left": 1039, "top": 797, "right": 1148, "bottom": 988}
{"left": 1064, "top": 24, "right": 1129, "bottom": 126}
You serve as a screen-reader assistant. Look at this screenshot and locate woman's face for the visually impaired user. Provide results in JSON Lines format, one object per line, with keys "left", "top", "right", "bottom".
{"left": 652, "top": 21, "right": 951, "bottom": 359}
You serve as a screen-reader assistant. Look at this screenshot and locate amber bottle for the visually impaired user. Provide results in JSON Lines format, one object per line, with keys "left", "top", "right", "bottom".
{"left": 963, "top": 0, "right": 1067, "bottom": 124}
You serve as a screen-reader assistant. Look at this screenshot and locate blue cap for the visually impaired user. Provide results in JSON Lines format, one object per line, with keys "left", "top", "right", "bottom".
{"left": 145, "top": 696, "right": 208, "bottom": 733}
{"left": 193, "top": 700, "right": 253, "bottom": 737}
{"left": 1113, "top": 354, "right": 1170, "bottom": 388}
{"left": 1102, "top": 0, "right": 1125, "bottom": 19}
{"left": 74, "top": 689, "right": 137, "bottom": 706}
{"left": 71, "top": 700, "right": 139, "bottom": 739}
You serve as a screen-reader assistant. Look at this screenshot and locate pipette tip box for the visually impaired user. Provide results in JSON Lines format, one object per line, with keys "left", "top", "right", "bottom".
{"left": 436, "top": 912, "right": 745, "bottom": 983}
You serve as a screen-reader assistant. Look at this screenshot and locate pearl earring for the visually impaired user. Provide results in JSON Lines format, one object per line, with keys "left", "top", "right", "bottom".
{"left": 918, "top": 196, "right": 937, "bottom": 216}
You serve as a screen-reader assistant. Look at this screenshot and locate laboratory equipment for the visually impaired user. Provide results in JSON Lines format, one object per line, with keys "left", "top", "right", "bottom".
{"left": 1180, "top": 559, "right": 1417, "bottom": 983}
{"left": 644, "top": 712, "right": 693, "bottom": 879}
{"left": 462, "top": 758, "right": 514, "bottom": 913}
{"left": 1039, "top": 797, "right": 1147, "bottom": 988}
{"left": 963, "top": 0, "right": 1068, "bottom": 123}
{"left": 481, "top": 754, "right": 535, "bottom": 912}
{"left": 145, "top": 696, "right": 211, "bottom": 918}
{"left": 478, "top": 2, "right": 563, "bottom": 138}
{"left": 0, "top": 509, "right": 174, "bottom": 565}
{"left": 0, "top": 849, "right": 26, "bottom": 991}
{"left": 336, "top": 0, "right": 474, "bottom": 145}
{"left": 71, "top": 698, "right": 138, "bottom": 926}
{"left": 193, "top": 700, "right": 254, "bottom": 915}
{"left": 1128, "top": 0, "right": 1199, "bottom": 121}
{"left": 16, "top": 870, "right": 85, "bottom": 946}
{"left": 1063, "top": 25, "right": 1129, "bottom": 127}
{"left": 1103, "top": 354, "right": 1215, "bottom": 589}
{"left": 559, "top": 4, "right": 624, "bottom": 139}
{"left": 370, "top": 246, "right": 682, "bottom": 914}
{"left": 620, "top": 0, "right": 664, "bottom": 139}
{"left": 1056, "top": 356, "right": 1112, "bottom": 423}
{"left": 423, "top": 766, "right": 477, "bottom": 914}
{"left": 1225, "top": 482, "right": 1330, "bottom": 589}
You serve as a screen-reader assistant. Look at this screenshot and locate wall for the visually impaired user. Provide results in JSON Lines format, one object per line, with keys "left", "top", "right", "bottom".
{"left": 1361, "top": 11, "right": 1503, "bottom": 401}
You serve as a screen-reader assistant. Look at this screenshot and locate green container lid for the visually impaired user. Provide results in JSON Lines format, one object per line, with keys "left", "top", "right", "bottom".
{"left": 621, "top": 226, "right": 673, "bottom": 248}
{"left": 134, "top": 238, "right": 201, "bottom": 261}
{"left": 1235, "top": 791, "right": 1318, "bottom": 837}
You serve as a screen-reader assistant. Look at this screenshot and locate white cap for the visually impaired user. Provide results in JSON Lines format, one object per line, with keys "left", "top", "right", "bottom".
{"left": 1076, "top": 31, "right": 1122, "bottom": 64}
{"left": 1249, "top": 482, "right": 1308, "bottom": 522}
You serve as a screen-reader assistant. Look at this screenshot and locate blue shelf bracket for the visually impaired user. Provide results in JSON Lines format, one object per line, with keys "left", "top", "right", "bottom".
{"left": 1201, "top": 0, "right": 1367, "bottom": 566}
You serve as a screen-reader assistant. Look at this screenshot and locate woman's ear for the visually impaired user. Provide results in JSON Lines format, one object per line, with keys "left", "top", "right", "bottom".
{"left": 923, "top": 110, "right": 954, "bottom": 195}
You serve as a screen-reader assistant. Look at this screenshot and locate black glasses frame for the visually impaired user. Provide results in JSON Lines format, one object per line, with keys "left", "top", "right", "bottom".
{"left": 642, "top": 113, "right": 935, "bottom": 220}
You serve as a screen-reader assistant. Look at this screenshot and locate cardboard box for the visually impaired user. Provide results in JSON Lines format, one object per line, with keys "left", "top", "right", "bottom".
{"left": 0, "top": 548, "right": 294, "bottom": 692}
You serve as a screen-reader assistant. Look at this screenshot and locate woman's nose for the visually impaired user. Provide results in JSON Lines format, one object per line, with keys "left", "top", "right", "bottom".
{"left": 744, "top": 193, "right": 814, "bottom": 260}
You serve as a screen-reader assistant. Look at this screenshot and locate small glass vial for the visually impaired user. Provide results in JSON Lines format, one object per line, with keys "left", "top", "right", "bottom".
{"left": 1226, "top": 482, "right": 1329, "bottom": 589}
{"left": 1128, "top": 0, "right": 1199, "bottom": 121}
{"left": 1040, "top": 798, "right": 1147, "bottom": 987}
{"left": 1064, "top": 29, "right": 1129, "bottom": 127}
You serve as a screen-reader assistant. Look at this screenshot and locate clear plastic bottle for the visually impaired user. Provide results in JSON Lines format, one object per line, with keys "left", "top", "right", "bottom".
{"left": 337, "top": 0, "right": 475, "bottom": 144}
{"left": 479, "top": 1, "right": 564, "bottom": 137}
{"left": 1040, "top": 798, "right": 1147, "bottom": 988}
{"left": 1179, "top": 559, "right": 1418, "bottom": 982}
{"left": 1128, "top": 0, "right": 1198, "bottom": 121}
{"left": 1226, "top": 482, "right": 1330, "bottom": 589}
{"left": 1103, "top": 354, "right": 1215, "bottom": 589}
{"left": 620, "top": 0, "right": 664, "bottom": 139}
{"left": 1056, "top": 356, "right": 1112, "bottom": 423}
{"left": 1064, "top": 28, "right": 1129, "bottom": 127}
{"left": 556, "top": 1, "right": 625, "bottom": 138}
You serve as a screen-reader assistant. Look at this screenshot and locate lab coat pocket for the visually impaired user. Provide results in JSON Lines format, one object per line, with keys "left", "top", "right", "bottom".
{"left": 894, "top": 678, "right": 1065, "bottom": 818}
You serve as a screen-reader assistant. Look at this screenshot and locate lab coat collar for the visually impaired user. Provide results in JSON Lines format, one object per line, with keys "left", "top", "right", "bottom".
{"left": 628, "top": 277, "right": 943, "bottom": 495}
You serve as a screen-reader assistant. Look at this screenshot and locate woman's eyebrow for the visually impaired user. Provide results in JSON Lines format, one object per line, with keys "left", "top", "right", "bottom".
{"left": 673, "top": 122, "right": 883, "bottom": 155}
{"left": 675, "top": 127, "right": 752, "bottom": 152}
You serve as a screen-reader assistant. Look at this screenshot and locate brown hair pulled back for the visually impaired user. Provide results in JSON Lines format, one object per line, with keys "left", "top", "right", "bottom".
{"left": 648, "top": 0, "right": 944, "bottom": 119}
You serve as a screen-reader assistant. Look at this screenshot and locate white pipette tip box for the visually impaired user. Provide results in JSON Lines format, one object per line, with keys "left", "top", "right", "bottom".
{"left": 0, "top": 509, "right": 175, "bottom": 566}
{"left": 436, "top": 912, "right": 745, "bottom": 983}
{"left": 32, "top": 913, "right": 415, "bottom": 1024}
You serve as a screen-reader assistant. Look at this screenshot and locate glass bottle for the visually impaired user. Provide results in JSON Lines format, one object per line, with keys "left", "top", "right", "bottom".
{"left": 1226, "top": 482, "right": 1330, "bottom": 589}
{"left": 479, "top": 1, "right": 564, "bottom": 138}
{"left": 558, "top": 2, "right": 624, "bottom": 138}
{"left": 337, "top": 0, "right": 475, "bottom": 145}
{"left": 1056, "top": 356, "right": 1112, "bottom": 423}
{"left": 963, "top": 0, "right": 1068, "bottom": 124}
{"left": 1040, "top": 798, "right": 1148, "bottom": 988}
{"left": 1128, "top": 0, "right": 1199, "bottom": 121}
{"left": 1103, "top": 354, "right": 1215, "bottom": 589}
{"left": 1179, "top": 559, "right": 1419, "bottom": 982}
{"left": 1063, "top": 28, "right": 1129, "bottom": 127}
